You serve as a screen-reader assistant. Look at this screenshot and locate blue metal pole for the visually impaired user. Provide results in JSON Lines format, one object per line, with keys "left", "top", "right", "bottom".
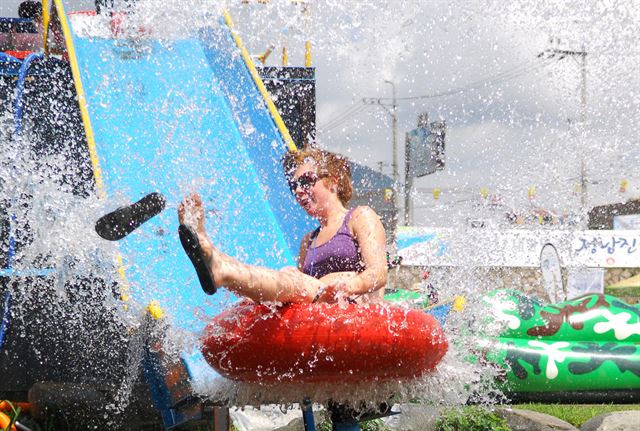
{"left": 0, "top": 291, "right": 10, "bottom": 352}
{"left": 14, "top": 53, "right": 44, "bottom": 136}
{"left": 142, "top": 342, "right": 177, "bottom": 429}
{"left": 1, "top": 209, "right": 15, "bottom": 353}
{"left": 301, "top": 398, "right": 316, "bottom": 431}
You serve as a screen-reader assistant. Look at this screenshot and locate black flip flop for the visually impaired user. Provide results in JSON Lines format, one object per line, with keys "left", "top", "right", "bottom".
{"left": 178, "top": 224, "right": 217, "bottom": 295}
{"left": 95, "top": 192, "right": 166, "bottom": 241}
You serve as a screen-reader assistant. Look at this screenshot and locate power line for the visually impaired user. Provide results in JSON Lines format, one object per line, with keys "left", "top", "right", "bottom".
{"left": 320, "top": 103, "right": 364, "bottom": 129}
{"left": 319, "top": 104, "right": 371, "bottom": 132}
{"left": 321, "top": 58, "right": 558, "bottom": 132}
{"left": 370, "top": 58, "right": 556, "bottom": 102}
{"left": 320, "top": 104, "right": 365, "bottom": 130}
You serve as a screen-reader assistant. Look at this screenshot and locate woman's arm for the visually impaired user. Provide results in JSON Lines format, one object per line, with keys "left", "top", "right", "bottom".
{"left": 297, "top": 232, "right": 312, "bottom": 271}
{"left": 346, "top": 206, "right": 388, "bottom": 295}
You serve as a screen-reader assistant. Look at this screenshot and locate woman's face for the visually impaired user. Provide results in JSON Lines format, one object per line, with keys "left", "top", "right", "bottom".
{"left": 290, "top": 162, "right": 333, "bottom": 217}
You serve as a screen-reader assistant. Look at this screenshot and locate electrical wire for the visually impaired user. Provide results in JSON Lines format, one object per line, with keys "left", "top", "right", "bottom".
{"left": 373, "top": 58, "right": 557, "bottom": 102}
{"left": 320, "top": 58, "right": 558, "bottom": 133}
{"left": 319, "top": 103, "right": 371, "bottom": 132}
{"left": 318, "top": 104, "right": 363, "bottom": 130}
{"left": 319, "top": 103, "right": 366, "bottom": 129}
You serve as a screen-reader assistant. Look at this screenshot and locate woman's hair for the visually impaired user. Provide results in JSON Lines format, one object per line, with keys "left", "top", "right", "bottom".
{"left": 283, "top": 147, "right": 353, "bottom": 205}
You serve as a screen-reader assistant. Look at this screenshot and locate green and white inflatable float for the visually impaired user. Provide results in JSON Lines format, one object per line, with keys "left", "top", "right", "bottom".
{"left": 386, "top": 287, "right": 639, "bottom": 401}
{"left": 475, "top": 290, "right": 640, "bottom": 402}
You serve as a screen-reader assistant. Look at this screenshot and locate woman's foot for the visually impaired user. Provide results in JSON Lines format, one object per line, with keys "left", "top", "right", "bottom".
{"left": 178, "top": 193, "right": 208, "bottom": 235}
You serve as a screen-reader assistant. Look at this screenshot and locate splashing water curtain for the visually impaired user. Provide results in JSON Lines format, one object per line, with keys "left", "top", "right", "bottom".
{"left": 10, "top": 1, "right": 639, "bottom": 430}
{"left": 1, "top": 52, "right": 44, "bottom": 355}
{"left": 42, "top": 2, "right": 442, "bottom": 429}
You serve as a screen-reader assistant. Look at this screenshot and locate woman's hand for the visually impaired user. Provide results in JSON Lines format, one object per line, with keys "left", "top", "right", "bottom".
{"left": 314, "top": 279, "right": 353, "bottom": 303}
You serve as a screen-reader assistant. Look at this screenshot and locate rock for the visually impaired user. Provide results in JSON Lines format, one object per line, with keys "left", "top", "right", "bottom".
{"left": 273, "top": 414, "right": 326, "bottom": 431}
{"left": 580, "top": 411, "right": 640, "bottom": 431}
{"left": 231, "top": 406, "right": 313, "bottom": 431}
{"left": 498, "top": 408, "right": 578, "bottom": 431}
{"left": 273, "top": 417, "right": 305, "bottom": 431}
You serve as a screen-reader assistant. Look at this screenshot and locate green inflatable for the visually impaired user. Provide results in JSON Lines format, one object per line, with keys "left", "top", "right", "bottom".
{"left": 476, "top": 290, "right": 640, "bottom": 402}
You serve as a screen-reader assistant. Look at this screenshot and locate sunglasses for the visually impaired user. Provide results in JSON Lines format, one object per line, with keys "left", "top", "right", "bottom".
{"left": 288, "top": 172, "right": 329, "bottom": 194}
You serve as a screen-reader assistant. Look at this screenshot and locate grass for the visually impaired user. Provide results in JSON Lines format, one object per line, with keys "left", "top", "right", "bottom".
{"left": 5, "top": 400, "right": 638, "bottom": 430}
{"left": 604, "top": 285, "right": 640, "bottom": 299}
{"left": 435, "top": 407, "right": 509, "bottom": 431}
{"left": 513, "top": 403, "right": 640, "bottom": 427}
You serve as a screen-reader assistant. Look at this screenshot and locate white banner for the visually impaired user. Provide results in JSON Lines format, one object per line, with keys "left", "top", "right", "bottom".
{"left": 614, "top": 214, "right": 640, "bottom": 230}
{"left": 397, "top": 227, "right": 640, "bottom": 268}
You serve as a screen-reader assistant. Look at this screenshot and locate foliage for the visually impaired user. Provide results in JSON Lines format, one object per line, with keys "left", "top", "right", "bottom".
{"left": 435, "top": 406, "right": 511, "bottom": 431}
{"left": 317, "top": 418, "right": 390, "bottom": 431}
{"left": 515, "top": 403, "right": 640, "bottom": 427}
{"left": 360, "top": 419, "right": 391, "bottom": 431}
{"left": 0, "top": 400, "right": 20, "bottom": 431}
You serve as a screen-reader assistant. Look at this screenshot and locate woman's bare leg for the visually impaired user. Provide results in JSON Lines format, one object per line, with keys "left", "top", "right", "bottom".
{"left": 215, "top": 257, "right": 322, "bottom": 302}
{"left": 178, "top": 193, "right": 323, "bottom": 303}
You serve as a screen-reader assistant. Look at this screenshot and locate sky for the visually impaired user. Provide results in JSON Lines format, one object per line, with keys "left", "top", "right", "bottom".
{"left": 2, "top": 0, "right": 639, "bottom": 226}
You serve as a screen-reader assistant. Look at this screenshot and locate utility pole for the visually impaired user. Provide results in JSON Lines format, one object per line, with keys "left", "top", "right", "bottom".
{"left": 539, "top": 43, "right": 588, "bottom": 215}
{"left": 363, "top": 80, "right": 399, "bottom": 223}
{"left": 385, "top": 80, "right": 399, "bottom": 199}
{"left": 405, "top": 132, "right": 412, "bottom": 226}
{"left": 579, "top": 44, "right": 587, "bottom": 213}
{"left": 404, "top": 113, "right": 428, "bottom": 226}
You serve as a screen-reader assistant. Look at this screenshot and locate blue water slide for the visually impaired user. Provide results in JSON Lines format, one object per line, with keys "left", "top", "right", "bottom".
{"left": 64, "top": 11, "right": 314, "bottom": 386}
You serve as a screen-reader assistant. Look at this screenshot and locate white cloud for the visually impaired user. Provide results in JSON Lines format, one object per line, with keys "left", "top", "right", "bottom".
{"left": 3, "top": 0, "right": 638, "bottom": 224}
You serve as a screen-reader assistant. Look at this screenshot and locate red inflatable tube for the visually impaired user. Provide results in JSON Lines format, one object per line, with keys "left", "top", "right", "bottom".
{"left": 201, "top": 302, "right": 448, "bottom": 383}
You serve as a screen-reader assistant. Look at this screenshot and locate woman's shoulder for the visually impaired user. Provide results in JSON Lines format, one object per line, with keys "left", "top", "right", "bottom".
{"left": 347, "top": 206, "right": 381, "bottom": 229}
{"left": 349, "top": 205, "right": 379, "bottom": 220}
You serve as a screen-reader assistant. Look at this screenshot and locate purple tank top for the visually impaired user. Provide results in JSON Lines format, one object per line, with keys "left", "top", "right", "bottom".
{"left": 302, "top": 208, "right": 365, "bottom": 279}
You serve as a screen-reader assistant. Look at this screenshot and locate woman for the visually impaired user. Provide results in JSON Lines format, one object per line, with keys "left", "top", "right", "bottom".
{"left": 178, "top": 148, "right": 388, "bottom": 303}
